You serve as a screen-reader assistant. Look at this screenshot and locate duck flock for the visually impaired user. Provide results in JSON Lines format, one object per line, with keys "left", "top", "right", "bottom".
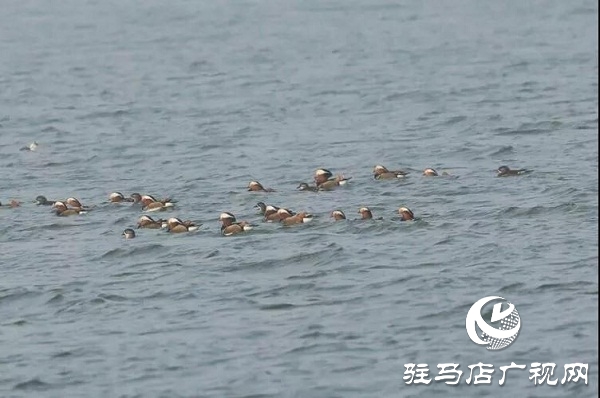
{"left": 1, "top": 163, "right": 530, "bottom": 238}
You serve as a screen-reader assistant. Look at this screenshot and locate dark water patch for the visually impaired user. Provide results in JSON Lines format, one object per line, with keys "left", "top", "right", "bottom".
{"left": 284, "top": 342, "right": 348, "bottom": 355}
{"left": 98, "top": 244, "right": 167, "bottom": 260}
{"left": 40, "top": 125, "right": 66, "bottom": 133}
{"left": 443, "top": 115, "right": 468, "bottom": 125}
{"left": 499, "top": 205, "right": 551, "bottom": 217}
{"left": 109, "top": 270, "right": 156, "bottom": 279}
{"left": 52, "top": 350, "right": 75, "bottom": 358}
{"left": 417, "top": 310, "right": 452, "bottom": 322}
{"left": 536, "top": 281, "right": 596, "bottom": 292}
{"left": 30, "top": 220, "right": 95, "bottom": 232}
{"left": 75, "top": 109, "right": 132, "bottom": 120}
{"left": 541, "top": 185, "right": 580, "bottom": 196}
{"left": 489, "top": 145, "right": 514, "bottom": 157}
{"left": 494, "top": 120, "right": 564, "bottom": 136}
{"left": 4, "top": 319, "right": 27, "bottom": 326}
{"left": 111, "top": 215, "right": 139, "bottom": 224}
{"left": 433, "top": 236, "right": 454, "bottom": 246}
{"left": 366, "top": 264, "right": 402, "bottom": 270}
{"left": 286, "top": 270, "right": 329, "bottom": 280}
{"left": 365, "top": 276, "right": 416, "bottom": 290}
{"left": 404, "top": 261, "right": 444, "bottom": 269}
{"left": 303, "top": 296, "right": 366, "bottom": 308}
{"left": 13, "top": 378, "right": 51, "bottom": 391}
{"left": 247, "top": 283, "right": 316, "bottom": 298}
{"left": 0, "top": 288, "right": 41, "bottom": 305}
{"left": 499, "top": 282, "right": 528, "bottom": 293}
{"left": 204, "top": 249, "right": 219, "bottom": 258}
{"left": 90, "top": 297, "right": 106, "bottom": 304}
{"left": 565, "top": 256, "right": 598, "bottom": 270}
{"left": 224, "top": 245, "right": 344, "bottom": 272}
{"left": 97, "top": 293, "right": 129, "bottom": 302}
{"left": 46, "top": 293, "right": 64, "bottom": 304}
{"left": 259, "top": 303, "right": 296, "bottom": 311}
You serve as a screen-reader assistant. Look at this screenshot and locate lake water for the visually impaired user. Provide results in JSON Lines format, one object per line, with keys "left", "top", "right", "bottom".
{"left": 0, "top": 0, "right": 598, "bottom": 397}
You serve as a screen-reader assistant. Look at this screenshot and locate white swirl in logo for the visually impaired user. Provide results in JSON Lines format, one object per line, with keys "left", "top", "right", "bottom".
{"left": 466, "top": 296, "right": 521, "bottom": 350}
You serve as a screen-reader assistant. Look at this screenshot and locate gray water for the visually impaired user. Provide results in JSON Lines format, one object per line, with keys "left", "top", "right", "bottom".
{"left": 0, "top": 0, "right": 597, "bottom": 397}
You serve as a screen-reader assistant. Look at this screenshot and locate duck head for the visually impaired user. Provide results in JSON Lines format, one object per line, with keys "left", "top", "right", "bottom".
{"left": 358, "top": 207, "right": 373, "bottom": 220}
{"left": 122, "top": 229, "right": 136, "bottom": 239}
{"left": 314, "top": 168, "right": 333, "bottom": 185}
{"left": 423, "top": 168, "right": 438, "bottom": 176}
{"left": 331, "top": 210, "right": 346, "bottom": 220}
{"left": 398, "top": 207, "right": 414, "bottom": 221}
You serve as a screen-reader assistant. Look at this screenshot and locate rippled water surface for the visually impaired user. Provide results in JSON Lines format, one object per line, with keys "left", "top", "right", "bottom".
{"left": 0, "top": 0, "right": 598, "bottom": 397}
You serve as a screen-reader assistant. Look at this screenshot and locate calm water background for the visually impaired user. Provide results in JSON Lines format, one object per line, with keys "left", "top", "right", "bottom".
{"left": 0, "top": 0, "right": 597, "bottom": 397}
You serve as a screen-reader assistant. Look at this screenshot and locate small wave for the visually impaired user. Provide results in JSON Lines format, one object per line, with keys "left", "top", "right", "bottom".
{"left": 5, "top": 319, "right": 27, "bottom": 326}
{"left": 499, "top": 203, "right": 579, "bottom": 217}
{"left": 226, "top": 244, "right": 343, "bottom": 271}
{"left": 494, "top": 127, "right": 549, "bottom": 136}
{"left": 365, "top": 276, "right": 416, "bottom": 290}
{"left": 75, "top": 109, "right": 131, "bottom": 120}
{"left": 97, "top": 293, "right": 129, "bottom": 302}
{"left": 26, "top": 222, "right": 89, "bottom": 232}
{"left": 51, "top": 351, "right": 73, "bottom": 358}
{"left": 98, "top": 244, "right": 166, "bottom": 259}
{"left": 259, "top": 303, "right": 296, "bottom": 310}
{"left": 536, "top": 281, "right": 595, "bottom": 292}
{"left": 204, "top": 249, "right": 219, "bottom": 258}
{"left": 499, "top": 282, "right": 527, "bottom": 293}
{"left": 444, "top": 115, "right": 467, "bottom": 125}
{"left": 489, "top": 145, "right": 514, "bottom": 157}
{"left": 13, "top": 378, "right": 51, "bottom": 391}
{"left": 0, "top": 288, "right": 40, "bottom": 304}
{"left": 494, "top": 120, "right": 562, "bottom": 136}
{"left": 46, "top": 293, "right": 64, "bottom": 304}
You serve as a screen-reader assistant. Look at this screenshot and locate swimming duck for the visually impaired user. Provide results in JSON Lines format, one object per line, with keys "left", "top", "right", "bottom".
{"left": 20, "top": 141, "right": 38, "bottom": 151}
{"left": 255, "top": 202, "right": 268, "bottom": 215}
{"left": 122, "top": 229, "right": 136, "bottom": 239}
{"left": 398, "top": 207, "right": 415, "bottom": 221}
{"left": 330, "top": 210, "right": 346, "bottom": 220}
{"left": 255, "top": 202, "right": 296, "bottom": 221}
{"left": 317, "top": 175, "right": 352, "bottom": 191}
{"left": 497, "top": 165, "right": 530, "bottom": 177}
{"left": 137, "top": 215, "right": 165, "bottom": 229}
{"left": 373, "top": 165, "right": 409, "bottom": 179}
{"left": 65, "top": 197, "right": 88, "bottom": 211}
{"left": 34, "top": 195, "right": 56, "bottom": 206}
{"left": 265, "top": 207, "right": 294, "bottom": 222}
{"left": 130, "top": 193, "right": 174, "bottom": 205}
{"left": 53, "top": 201, "right": 86, "bottom": 216}
{"left": 140, "top": 195, "right": 175, "bottom": 212}
{"left": 0, "top": 200, "right": 20, "bottom": 208}
{"left": 247, "top": 181, "right": 275, "bottom": 192}
{"left": 109, "top": 192, "right": 134, "bottom": 203}
{"left": 219, "top": 212, "right": 253, "bottom": 236}
{"left": 296, "top": 182, "right": 319, "bottom": 192}
{"left": 314, "top": 168, "right": 351, "bottom": 188}
{"left": 165, "top": 217, "right": 200, "bottom": 233}
{"left": 263, "top": 205, "right": 280, "bottom": 219}
{"left": 255, "top": 202, "right": 279, "bottom": 217}
{"left": 314, "top": 168, "right": 333, "bottom": 185}
{"left": 281, "top": 212, "right": 313, "bottom": 226}
{"left": 424, "top": 169, "right": 457, "bottom": 178}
